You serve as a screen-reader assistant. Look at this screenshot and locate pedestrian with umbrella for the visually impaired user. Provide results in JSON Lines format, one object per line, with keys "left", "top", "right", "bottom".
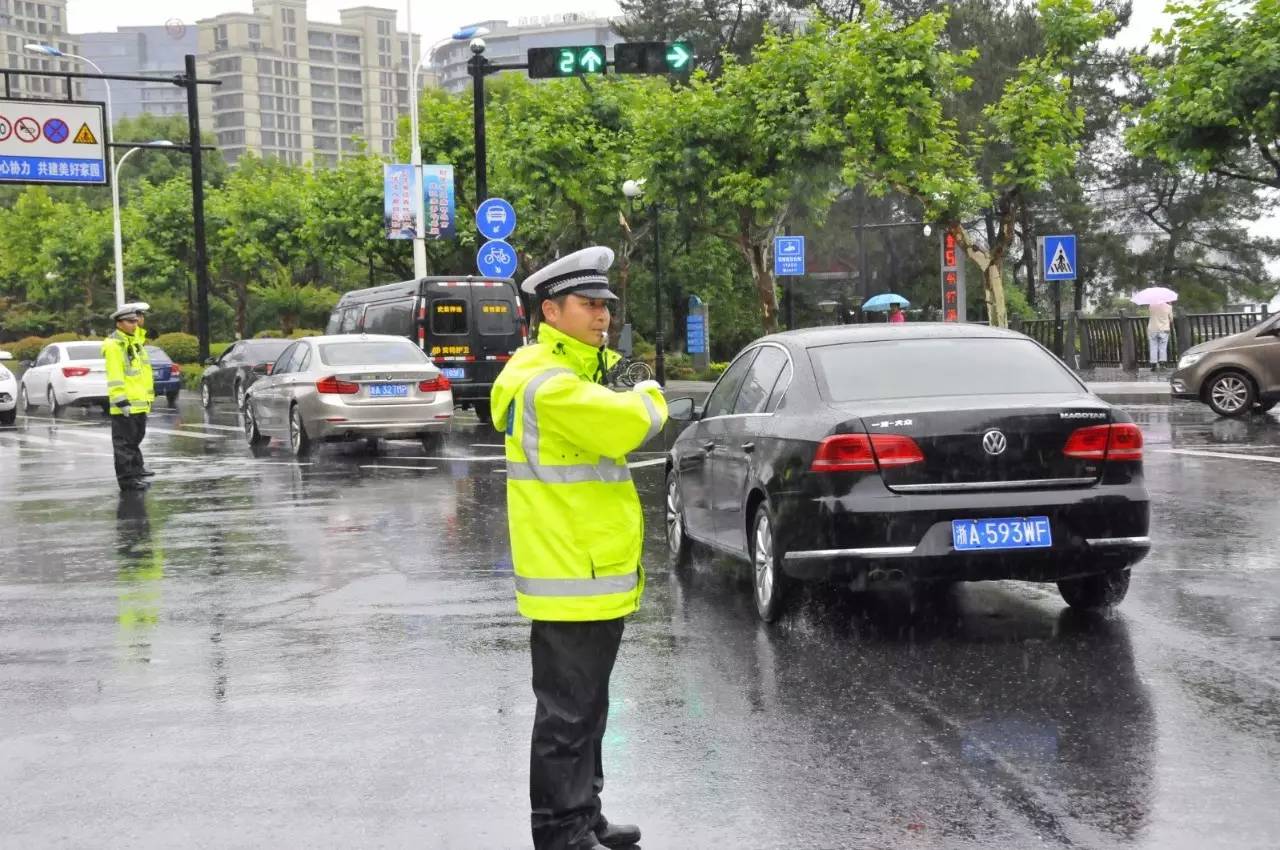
{"left": 863, "top": 293, "right": 910, "bottom": 324}
{"left": 1133, "top": 287, "right": 1177, "bottom": 370}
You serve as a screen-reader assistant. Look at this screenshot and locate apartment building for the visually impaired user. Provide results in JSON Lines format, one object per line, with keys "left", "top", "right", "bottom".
{"left": 77, "top": 26, "right": 199, "bottom": 121}
{"left": 431, "top": 14, "right": 622, "bottom": 95}
{"left": 0, "top": 0, "right": 81, "bottom": 99}
{"left": 197, "top": 0, "right": 419, "bottom": 167}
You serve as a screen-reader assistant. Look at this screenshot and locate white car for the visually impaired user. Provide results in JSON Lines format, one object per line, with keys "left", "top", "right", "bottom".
{"left": 0, "top": 351, "right": 16, "bottom": 426}
{"left": 19, "top": 340, "right": 109, "bottom": 415}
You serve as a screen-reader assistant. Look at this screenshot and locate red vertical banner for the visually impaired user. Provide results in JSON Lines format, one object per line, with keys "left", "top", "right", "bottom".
{"left": 940, "top": 232, "right": 961, "bottom": 323}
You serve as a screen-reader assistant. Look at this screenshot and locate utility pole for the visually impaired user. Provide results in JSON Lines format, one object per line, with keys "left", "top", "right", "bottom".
{"left": 651, "top": 202, "right": 665, "bottom": 384}
{"left": 183, "top": 54, "right": 213, "bottom": 363}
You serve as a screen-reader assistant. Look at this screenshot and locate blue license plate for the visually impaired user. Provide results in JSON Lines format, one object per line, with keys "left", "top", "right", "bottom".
{"left": 368, "top": 383, "right": 409, "bottom": 398}
{"left": 442, "top": 367, "right": 466, "bottom": 380}
{"left": 952, "top": 516, "right": 1052, "bottom": 551}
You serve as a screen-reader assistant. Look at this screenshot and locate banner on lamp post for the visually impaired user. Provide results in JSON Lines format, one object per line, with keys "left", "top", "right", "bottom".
{"left": 383, "top": 164, "right": 416, "bottom": 240}
{"left": 422, "top": 164, "right": 455, "bottom": 240}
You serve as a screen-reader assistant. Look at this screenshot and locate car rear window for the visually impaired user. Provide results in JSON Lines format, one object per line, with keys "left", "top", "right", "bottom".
{"left": 246, "top": 340, "right": 292, "bottom": 360}
{"left": 144, "top": 345, "right": 168, "bottom": 362}
{"left": 809, "top": 338, "right": 1083, "bottom": 402}
{"left": 478, "top": 299, "right": 516, "bottom": 336}
{"left": 64, "top": 343, "right": 102, "bottom": 361}
{"left": 318, "top": 340, "right": 428, "bottom": 366}
{"left": 431, "top": 299, "right": 468, "bottom": 335}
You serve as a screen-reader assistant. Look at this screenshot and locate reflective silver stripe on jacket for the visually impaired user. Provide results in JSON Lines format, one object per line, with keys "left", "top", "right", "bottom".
{"left": 506, "top": 460, "right": 630, "bottom": 483}
{"left": 514, "top": 570, "right": 639, "bottom": 597}
{"left": 639, "top": 392, "right": 663, "bottom": 446}
{"left": 107, "top": 380, "right": 125, "bottom": 389}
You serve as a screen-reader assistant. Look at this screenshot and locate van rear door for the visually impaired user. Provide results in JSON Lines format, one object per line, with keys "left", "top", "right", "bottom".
{"left": 421, "top": 279, "right": 524, "bottom": 407}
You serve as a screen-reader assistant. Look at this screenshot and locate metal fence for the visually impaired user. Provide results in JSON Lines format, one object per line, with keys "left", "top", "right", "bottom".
{"left": 1016, "top": 310, "right": 1270, "bottom": 368}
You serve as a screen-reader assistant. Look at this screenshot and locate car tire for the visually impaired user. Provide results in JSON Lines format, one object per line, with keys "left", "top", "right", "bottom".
{"left": 46, "top": 386, "right": 63, "bottom": 416}
{"left": 167, "top": 391, "right": 179, "bottom": 409}
{"left": 288, "top": 405, "right": 312, "bottom": 457}
{"left": 1057, "top": 569, "right": 1131, "bottom": 611}
{"left": 1205, "top": 370, "right": 1256, "bottom": 417}
{"left": 750, "top": 500, "right": 791, "bottom": 623}
{"left": 420, "top": 432, "right": 443, "bottom": 455}
{"left": 19, "top": 383, "right": 35, "bottom": 414}
{"left": 0, "top": 408, "right": 14, "bottom": 426}
{"left": 665, "top": 470, "right": 694, "bottom": 570}
{"left": 243, "top": 400, "right": 268, "bottom": 449}
{"left": 472, "top": 399, "right": 493, "bottom": 429}
{"left": 200, "top": 381, "right": 212, "bottom": 409}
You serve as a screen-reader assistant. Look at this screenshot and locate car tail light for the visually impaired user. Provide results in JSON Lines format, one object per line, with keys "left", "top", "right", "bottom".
{"left": 61, "top": 366, "right": 90, "bottom": 377}
{"left": 1063, "top": 423, "right": 1143, "bottom": 462}
{"left": 170, "top": 363, "right": 181, "bottom": 374}
{"left": 811, "top": 434, "right": 924, "bottom": 472}
{"left": 418, "top": 375, "right": 451, "bottom": 393}
{"left": 315, "top": 376, "right": 359, "bottom": 394}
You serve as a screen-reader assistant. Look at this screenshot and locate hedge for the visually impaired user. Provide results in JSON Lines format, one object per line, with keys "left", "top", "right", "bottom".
{"left": 152, "top": 332, "right": 199, "bottom": 363}
{"left": 5, "top": 336, "right": 48, "bottom": 361}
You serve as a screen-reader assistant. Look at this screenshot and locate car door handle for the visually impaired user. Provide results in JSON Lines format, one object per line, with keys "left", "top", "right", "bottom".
{"left": 741, "top": 442, "right": 755, "bottom": 453}
{"left": 702, "top": 441, "right": 716, "bottom": 452}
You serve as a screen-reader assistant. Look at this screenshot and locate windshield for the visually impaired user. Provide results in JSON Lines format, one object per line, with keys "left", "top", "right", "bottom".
{"left": 64, "top": 343, "right": 102, "bottom": 361}
{"left": 318, "top": 339, "right": 428, "bottom": 367}
{"left": 809, "top": 337, "right": 1083, "bottom": 402}
{"left": 245, "top": 340, "right": 292, "bottom": 359}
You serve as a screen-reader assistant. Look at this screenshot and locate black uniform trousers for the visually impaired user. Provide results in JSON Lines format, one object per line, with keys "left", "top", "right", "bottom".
{"left": 111, "top": 412, "right": 147, "bottom": 489}
{"left": 530, "top": 617, "right": 625, "bottom": 850}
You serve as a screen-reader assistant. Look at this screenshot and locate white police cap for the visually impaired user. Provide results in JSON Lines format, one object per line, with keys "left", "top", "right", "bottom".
{"left": 110, "top": 305, "right": 143, "bottom": 322}
{"left": 521, "top": 246, "right": 617, "bottom": 301}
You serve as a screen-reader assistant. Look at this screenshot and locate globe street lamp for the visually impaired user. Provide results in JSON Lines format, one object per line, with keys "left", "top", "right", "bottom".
{"left": 24, "top": 43, "right": 127, "bottom": 307}
{"left": 622, "top": 179, "right": 665, "bottom": 384}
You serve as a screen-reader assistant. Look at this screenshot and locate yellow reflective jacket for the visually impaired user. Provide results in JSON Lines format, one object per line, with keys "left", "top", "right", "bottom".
{"left": 102, "top": 330, "right": 153, "bottom": 415}
{"left": 133, "top": 327, "right": 154, "bottom": 403}
{"left": 491, "top": 323, "right": 668, "bottom": 621}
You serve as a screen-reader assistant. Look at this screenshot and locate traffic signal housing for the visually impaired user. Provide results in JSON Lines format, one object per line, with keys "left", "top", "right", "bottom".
{"left": 613, "top": 41, "right": 694, "bottom": 76}
{"left": 527, "top": 45, "right": 607, "bottom": 78}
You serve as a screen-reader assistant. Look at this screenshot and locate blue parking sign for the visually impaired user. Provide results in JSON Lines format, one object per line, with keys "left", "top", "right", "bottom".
{"left": 1043, "top": 234, "right": 1076, "bottom": 281}
{"left": 774, "top": 236, "right": 805, "bottom": 276}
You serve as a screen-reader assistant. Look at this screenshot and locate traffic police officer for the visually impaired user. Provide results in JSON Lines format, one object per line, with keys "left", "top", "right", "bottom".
{"left": 491, "top": 247, "right": 667, "bottom": 850}
{"left": 122, "top": 302, "right": 156, "bottom": 477}
{"left": 102, "top": 305, "right": 153, "bottom": 491}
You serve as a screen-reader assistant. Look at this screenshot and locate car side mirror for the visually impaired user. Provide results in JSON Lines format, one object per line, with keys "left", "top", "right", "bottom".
{"left": 252, "top": 362, "right": 272, "bottom": 375}
{"left": 667, "top": 397, "right": 699, "bottom": 421}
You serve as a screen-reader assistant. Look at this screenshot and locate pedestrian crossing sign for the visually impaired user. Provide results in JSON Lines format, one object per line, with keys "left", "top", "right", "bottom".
{"left": 1043, "top": 234, "right": 1077, "bottom": 281}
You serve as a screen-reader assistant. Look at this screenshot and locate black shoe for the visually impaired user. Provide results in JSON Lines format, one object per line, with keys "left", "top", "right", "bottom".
{"left": 594, "top": 818, "right": 641, "bottom": 848}
{"left": 140, "top": 468, "right": 156, "bottom": 477}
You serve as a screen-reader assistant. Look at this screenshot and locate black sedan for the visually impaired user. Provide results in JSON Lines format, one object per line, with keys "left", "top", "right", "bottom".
{"left": 665, "top": 324, "right": 1151, "bottom": 622}
{"left": 199, "top": 338, "right": 293, "bottom": 409}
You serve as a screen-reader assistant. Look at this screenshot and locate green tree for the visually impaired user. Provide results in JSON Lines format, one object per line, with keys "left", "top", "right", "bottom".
{"left": 1130, "top": 0, "right": 1280, "bottom": 190}
{"left": 250, "top": 262, "right": 340, "bottom": 335}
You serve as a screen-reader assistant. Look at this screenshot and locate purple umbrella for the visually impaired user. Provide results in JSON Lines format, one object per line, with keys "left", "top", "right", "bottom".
{"left": 1132, "top": 287, "right": 1178, "bottom": 305}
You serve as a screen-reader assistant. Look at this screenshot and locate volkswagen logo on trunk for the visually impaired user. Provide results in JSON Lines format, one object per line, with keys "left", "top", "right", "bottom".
{"left": 982, "top": 429, "right": 1008, "bottom": 456}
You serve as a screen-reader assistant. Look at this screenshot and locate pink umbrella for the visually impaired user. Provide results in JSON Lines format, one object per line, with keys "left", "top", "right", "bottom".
{"left": 1132, "top": 286, "right": 1178, "bottom": 305}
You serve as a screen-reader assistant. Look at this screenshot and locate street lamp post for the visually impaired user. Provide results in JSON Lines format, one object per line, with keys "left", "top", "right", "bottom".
{"left": 622, "top": 179, "right": 664, "bottom": 384}
{"left": 24, "top": 44, "right": 124, "bottom": 307}
{"left": 406, "top": 3, "right": 427, "bottom": 279}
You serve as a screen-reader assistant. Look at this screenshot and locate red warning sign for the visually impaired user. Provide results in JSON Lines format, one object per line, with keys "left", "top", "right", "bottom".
{"left": 14, "top": 116, "right": 40, "bottom": 143}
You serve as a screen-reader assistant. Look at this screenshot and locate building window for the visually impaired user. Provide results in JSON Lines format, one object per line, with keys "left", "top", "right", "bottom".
{"left": 217, "top": 130, "right": 245, "bottom": 145}
{"left": 308, "top": 31, "right": 332, "bottom": 47}
{"left": 338, "top": 69, "right": 360, "bottom": 85}
{"left": 313, "top": 101, "right": 336, "bottom": 116}
{"left": 377, "top": 20, "right": 390, "bottom": 35}
{"left": 336, "top": 34, "right": 360, "bottom": 50}
{"left": 337, "top": 51, "right": 360, "bottom": 66}
{"left": 339, "top": 103, "right": 363, "bottom": 118}
{"left": 338, "top": 86, "right": 362, "bottom": 102}
{"left": 213, "top": 93, "right": 243, "bottom": 110}
{"left": 311, "top": 67, "right": 333, "bottom": 81}
{"left": 212, "top": 57, "right": 241, "bottom": 74}
{"left": 248, "top": 23, "right": 260, "bottom": 40}
{"left": 340, "top": 120, "right": 362, "bottom": 135}
{"left": 215, "top": 25, "right": 228, "bottom": 51}
{"left": 315, "top": 136, "right": 336, "bottom": 151}
{"left": 214, "top": 112, "right": 244, "bottom": 129}
{"left": 312, "top": 118, "right": 336, "bottom": 134}
{"left": 309, "top": 48, "right": 333, "bottom": 63}
{"left": 311, "top": 83, "right": 335, "bottom": 99}
{"left": 283, "top": 8, "right": 295, "bottom": 24}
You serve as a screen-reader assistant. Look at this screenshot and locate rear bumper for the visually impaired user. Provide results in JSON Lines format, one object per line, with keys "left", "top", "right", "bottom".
{"left": 65, "top": 394, "right": 108, "bottom": 408}
{"left": 154, "top": 378, "right": 181, "bottom": 395}
{"left": 303, "top": 392, "right": 454, "bottom": 441}
{"left": 774, "top": 477, "right": 1150, "bottom": 584}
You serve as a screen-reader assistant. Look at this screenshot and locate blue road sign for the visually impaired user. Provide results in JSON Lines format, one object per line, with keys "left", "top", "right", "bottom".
{"left": 476, "top": 197, "right": 516, "bottom": 241}
{"left": 774, "top": 235, "right": 805, "bottom": 276}
{"left": 477, "top": 239, "right": 517, "bottom": 278}
{"left": 686, "top": 314, "right": 707, "bottom": 354}
{"left": 1043, "top": 234, "right": 1077, "bottom": 281}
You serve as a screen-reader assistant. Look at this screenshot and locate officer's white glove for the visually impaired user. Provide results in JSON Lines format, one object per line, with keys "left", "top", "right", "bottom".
{"left": 631, "top": 379, "right": 662, "bottom": 395}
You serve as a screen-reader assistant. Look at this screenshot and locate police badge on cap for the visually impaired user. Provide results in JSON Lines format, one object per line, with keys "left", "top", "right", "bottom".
{"left": 521, "top": 246, "right": 618, "bottom": 301}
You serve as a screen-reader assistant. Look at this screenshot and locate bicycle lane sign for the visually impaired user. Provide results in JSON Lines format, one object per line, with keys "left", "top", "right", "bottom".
{"left": 476, "top": 239, "right": 517, "bottom": 278}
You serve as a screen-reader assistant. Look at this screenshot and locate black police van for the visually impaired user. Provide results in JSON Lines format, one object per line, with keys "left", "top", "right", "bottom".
{"left": 326, "top": 276, "right": 526, "bottom": 422}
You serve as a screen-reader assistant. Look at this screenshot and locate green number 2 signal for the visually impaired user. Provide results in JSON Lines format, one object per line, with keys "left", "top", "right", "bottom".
{"left": 558, "top": 49, "right": 576, "bottom": 75}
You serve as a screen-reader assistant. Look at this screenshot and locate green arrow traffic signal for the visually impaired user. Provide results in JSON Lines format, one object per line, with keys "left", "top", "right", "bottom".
{"left": 528, "top": 45, "right": 608, "bottom": 78}
{"left": 613, "top": 41, "right": 695, "bottom": 76}
{"left": 579, "top": 47, "right": 604, "bottom": 73}
{"left": 665, "top": 42, "right": 691, "bottom": 71}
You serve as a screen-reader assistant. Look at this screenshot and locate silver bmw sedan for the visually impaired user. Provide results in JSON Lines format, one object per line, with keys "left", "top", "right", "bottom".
{"left": 243, "top": 334, "right": 453, "bottom": 457}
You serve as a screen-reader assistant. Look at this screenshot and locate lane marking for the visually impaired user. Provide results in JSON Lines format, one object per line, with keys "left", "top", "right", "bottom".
{"left": 178, "top": 422, "right": 244, "bottom": 433}
{"left": 419, "top": 455, "right": 505, "bottom": 462}
{"left": 627, "top": 458, "right": 667, "bottom": 469}
{"left": 360, "top": 464, "right": 438, "bottom": 471}
{"left": 1161, "top": 448, "right": 1280, "bottom": 465}
{"left": 470, "top": 443, "right": 505, "bottom": 448}
{"left": 138, "top": 425, "right": 225, "bottom": 441}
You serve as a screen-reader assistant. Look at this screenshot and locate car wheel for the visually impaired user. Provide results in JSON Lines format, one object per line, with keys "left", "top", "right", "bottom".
{"left": 200, "top": 381, "right": 212, "bottom": 409}
{"left": 666, "top": 470, "right": 694, "bottom": 569}
{"left": 750, "top": 501, "right": 791, "bottom": 623}
{"left": 288, "top": 405, "right": 312, "bottom": 457}
{"left": 0, "top": 408, "right": 14, "bottom": 426}
{"left": 243, "top": 401, "right": 268, "bottom": 448}
{"left": 19, "top": 383, "right": 35, "bottom": 414}
{"left": 420, "top": 432, "right": 443, "bottom": 455}
{"left": 167, "top": 391, "right": 179, "bottom": 409}
{"left": 1206, "top": 370, "right": 1256, "bottom": 417}
{"left": 235, "top": 380, "right": 246, "bottom": 410}
{"left": 46, "top": 386, "right": 63, "bottom": 416}
{"left": 1057, "top": 569, "right": 1131, "bottom": 611}
{"left": 472, "top": 399, "right": 493, "bottom": 429}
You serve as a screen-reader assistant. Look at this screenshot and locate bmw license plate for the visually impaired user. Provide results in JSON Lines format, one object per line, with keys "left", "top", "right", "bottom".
{"left": 952, "top": 516, "right": 1052, "bottom": 551}
{"left": 442, "top": 367, "right": 466, "bottom": 380}
{"left": 368, "top": 383, "right": 409, "bottom": 398}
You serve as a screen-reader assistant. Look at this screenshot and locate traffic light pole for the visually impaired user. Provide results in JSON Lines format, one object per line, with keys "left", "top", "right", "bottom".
{"left": 182, "top": 54, "right": 214, "bottom": 363}
{"left": 650, "top": 202, "right": 665, "bottom": 385}
{"left": 466, "top": 46, "right": 527, "bottom": 208}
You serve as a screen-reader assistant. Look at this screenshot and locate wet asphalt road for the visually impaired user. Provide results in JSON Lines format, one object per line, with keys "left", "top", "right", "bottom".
{"left": 1, "top": 398, "right": 1278, "bottom": 849}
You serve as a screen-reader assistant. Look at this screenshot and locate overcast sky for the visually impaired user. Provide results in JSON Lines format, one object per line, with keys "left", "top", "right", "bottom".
{"left": 66, "top": 0, "right": 1172, "bottom": 48}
